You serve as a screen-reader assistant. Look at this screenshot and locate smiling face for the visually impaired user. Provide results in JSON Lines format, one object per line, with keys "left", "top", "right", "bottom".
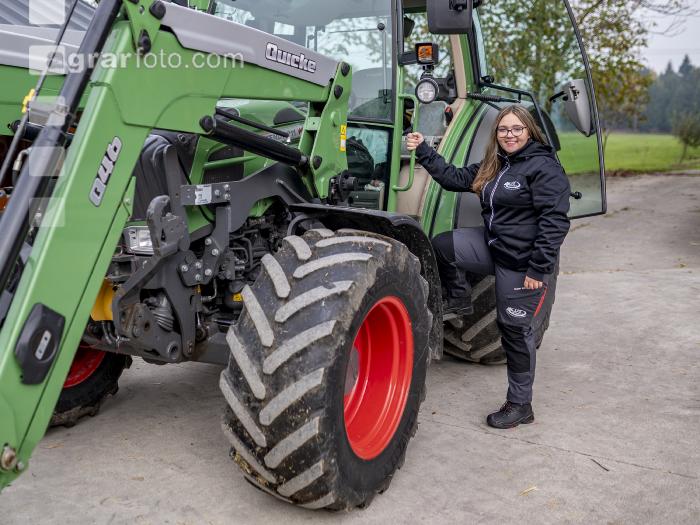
{"left": 496, "top": 112, "right": 530, "bottom": 154}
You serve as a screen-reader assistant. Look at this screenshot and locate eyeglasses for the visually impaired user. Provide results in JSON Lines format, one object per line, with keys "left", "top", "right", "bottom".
{"left": 497, "top": 126, "right": 527, "bottom": 137}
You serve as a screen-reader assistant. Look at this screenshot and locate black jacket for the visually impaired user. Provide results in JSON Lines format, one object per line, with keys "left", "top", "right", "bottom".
{"left": 416, "top": 139, "right": 570, "bottom": 280}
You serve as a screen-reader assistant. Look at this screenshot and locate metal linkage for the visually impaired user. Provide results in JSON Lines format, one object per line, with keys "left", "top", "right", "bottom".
{"left": 200, "top": 115, "right": 309, "bottom": 169}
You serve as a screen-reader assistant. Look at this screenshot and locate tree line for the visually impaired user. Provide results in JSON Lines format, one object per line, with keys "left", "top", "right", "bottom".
{"left": 638, "top": 56, "right": 700, "bottom": 133}
{"left": 605, "top": 56, "right": 700, "bottom": 160}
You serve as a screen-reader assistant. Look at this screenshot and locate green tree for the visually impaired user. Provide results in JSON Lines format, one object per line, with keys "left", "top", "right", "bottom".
{"left": 673, "top": 113, "right": 700, "bottom": 161}
{"left": 476, "top": 0, "right": 695, "bottom": 147}
{"left": 643, "top": 56, "right": 700, "bottom": 132}
{"left": 574, "top": 1, "right": 655, "bottom": 143}
{"left": 477, "top": 0, "right": 580, "bottom": 114}
{"left": 678, "top": 54, "right": 693, "bottom": 77}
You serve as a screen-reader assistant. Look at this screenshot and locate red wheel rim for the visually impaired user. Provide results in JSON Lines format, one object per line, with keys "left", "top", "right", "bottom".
{"left": 64, "top": 344, "right": 106, "bottom": 388}
{"left": 343, "top": 296, "right": 414, "bottom": 460}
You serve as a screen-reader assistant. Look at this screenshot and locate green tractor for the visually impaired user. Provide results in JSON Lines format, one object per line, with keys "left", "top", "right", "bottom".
{"left": 0, "top": 0, "right": 605, "bottom": 510}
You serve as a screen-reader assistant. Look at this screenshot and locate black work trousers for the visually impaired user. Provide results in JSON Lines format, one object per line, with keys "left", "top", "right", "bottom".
{"left": 432, "top": 227, "right": 552, "bottom": 404}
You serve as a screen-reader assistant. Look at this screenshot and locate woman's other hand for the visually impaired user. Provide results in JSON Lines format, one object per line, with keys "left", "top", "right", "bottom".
{"left": 524, "top": 276, "right": 543, "bottom": 290}
{"left": 406, "top": 132, "right": 424, "bottom": 151}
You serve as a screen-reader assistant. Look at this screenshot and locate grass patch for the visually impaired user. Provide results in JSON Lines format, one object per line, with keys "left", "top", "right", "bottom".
{"left": 558, "top": 131, "right": 700, "bottom": 174}
{"left": 603, "top": 133, "right": 700, "bottom": 172}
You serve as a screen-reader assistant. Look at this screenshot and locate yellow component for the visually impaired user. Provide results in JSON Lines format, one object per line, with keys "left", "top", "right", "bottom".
{"left": 21, "top": 89, "right": 35, "bottom": 114}
{"left": 90, "top": 279, "right": 115, "bottom": 321}
{"left": 232, "top": 293, "right": 243, "bottom": 302}
{"left": 340, "top": 124, "right": 347, "bottom": 152}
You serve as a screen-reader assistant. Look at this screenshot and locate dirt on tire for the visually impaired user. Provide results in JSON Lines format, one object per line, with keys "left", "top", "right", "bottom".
{"left": 51, "top": 350, "right": 130, "bottom": 428}
{"left": 219, "top": 228, "right": 432, "bottom": 510}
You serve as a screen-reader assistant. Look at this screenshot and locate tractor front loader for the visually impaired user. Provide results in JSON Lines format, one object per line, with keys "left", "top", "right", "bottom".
{"left": 0, "top": 0, "right": 606, "bottom": 510}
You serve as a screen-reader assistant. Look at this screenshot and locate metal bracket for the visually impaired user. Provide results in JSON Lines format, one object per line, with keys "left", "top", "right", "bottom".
{"left": 123, "top": 0, "right": 164, "bottom": 55}
{"left": 147, "top": 195, "right": 189, "bottom": 257}
{"left": 179, "top": 205, "right": 228, "bottom": 287}
{"left": 179, "top": 162, "right": 312, "bottom": 233}
{"left": 112, "top": 196, "right": 196, "bottom": 358}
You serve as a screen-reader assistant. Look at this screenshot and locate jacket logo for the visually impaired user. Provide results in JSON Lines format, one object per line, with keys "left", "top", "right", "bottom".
{"left": 266, "top": 43, "right": 317, "bottom": 73}
{"left": 503, "top": 181, "right": 521, "bottom": 190}
{"left": 506, "top": 307, "right": 527, "bottom": 318}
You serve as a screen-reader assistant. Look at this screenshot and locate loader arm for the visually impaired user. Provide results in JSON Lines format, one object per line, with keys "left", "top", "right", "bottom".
{"left": 0, "top": 0, "right": 350, "bottom": 488}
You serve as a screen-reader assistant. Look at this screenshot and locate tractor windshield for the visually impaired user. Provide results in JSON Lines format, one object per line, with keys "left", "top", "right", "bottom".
{"left": 213, "top": 0, "right": 394, "bottom": 121}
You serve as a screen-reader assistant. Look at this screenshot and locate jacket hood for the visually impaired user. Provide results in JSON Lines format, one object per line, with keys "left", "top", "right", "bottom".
{"left": 499, "top": 140, "right": 556, "bottom": 163}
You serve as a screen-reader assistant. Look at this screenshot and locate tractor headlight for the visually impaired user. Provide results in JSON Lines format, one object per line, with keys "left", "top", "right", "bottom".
{"left": 415, "top": 77, "right": 439, "bottom": 104}
{"left": 123, "top": 226, "right": 153, "bottom": 255}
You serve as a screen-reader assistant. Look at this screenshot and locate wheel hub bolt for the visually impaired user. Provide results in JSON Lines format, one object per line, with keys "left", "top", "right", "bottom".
{"left": 1, "top": 445, "right": 18, "bottom": 471}
{"left": 205, "top": 238, "right": 212, "bottom": 246}
{"left": 204, "top": 269, "right": 213, "bottom": 277}
{"left": 180, "top": 264, "right": 189, "bottom": 273}
{"left": 195, "top": 274, "right": 202, "bottom": 282}
{"left": 211, "top": 248, "right": 220, "bottom": 256}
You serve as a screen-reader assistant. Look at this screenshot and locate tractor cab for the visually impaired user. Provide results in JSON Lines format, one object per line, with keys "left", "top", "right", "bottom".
{"left": 210, "top": 0, "right": 604, "bottom": 226}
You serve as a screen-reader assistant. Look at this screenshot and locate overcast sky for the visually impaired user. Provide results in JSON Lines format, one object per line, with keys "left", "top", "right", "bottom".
{"left": 642, "top": 10, "right": 700, "bottom": 73}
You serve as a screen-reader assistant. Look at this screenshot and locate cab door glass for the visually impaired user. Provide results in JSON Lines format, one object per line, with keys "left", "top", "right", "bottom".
{"left": 476, "top": 0, "right": 605, "bottom": 218}
{"left": 212, "top": 0, "right": 394, "bottom": 121}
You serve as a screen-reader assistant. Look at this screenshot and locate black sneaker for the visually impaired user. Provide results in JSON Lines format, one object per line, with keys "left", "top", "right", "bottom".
{"left": 486, "top": 401, "right": 534, "bottom": 429}
{"left": 442, "top": 296, "right": 473, "bottom": 316}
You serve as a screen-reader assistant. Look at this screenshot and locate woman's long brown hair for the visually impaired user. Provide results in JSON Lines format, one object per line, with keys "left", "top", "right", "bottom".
{"left": 471, "top": 105, "right": 548, "bottom": 195}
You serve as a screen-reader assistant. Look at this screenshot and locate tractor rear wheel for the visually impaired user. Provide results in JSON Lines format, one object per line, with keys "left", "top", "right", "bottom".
{"left": 220, "top": 229, "right": 431, "bottom": 510}
{"left": 50, "top": 344, "right": 130, "bottom": 427}
{"left": 443, "top": 265, "right": 559, "bottom": 364}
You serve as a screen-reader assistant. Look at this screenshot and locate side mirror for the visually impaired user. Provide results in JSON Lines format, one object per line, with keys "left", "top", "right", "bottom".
{"left": 427, "top": 0, "right": 473, "bottom": 35}
{"left": 561, "top": 79, "right": 593, "bottom": 137}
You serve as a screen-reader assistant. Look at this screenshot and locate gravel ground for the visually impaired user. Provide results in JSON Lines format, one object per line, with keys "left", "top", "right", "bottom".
{"left": 2, "top": 174, "right": 699, "bottom": 524}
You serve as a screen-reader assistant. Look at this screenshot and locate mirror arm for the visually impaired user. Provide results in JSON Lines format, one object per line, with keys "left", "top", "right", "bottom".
{"left": 549, "top": 91, "right": 566, "bottom": 103}
{"left": 467, "top": 92, "right": 519, "bottom": 104}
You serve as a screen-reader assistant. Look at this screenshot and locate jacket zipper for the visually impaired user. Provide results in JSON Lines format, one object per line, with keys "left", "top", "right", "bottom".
{"left": 487, "top": 159, "right": 510, "bottom": 239}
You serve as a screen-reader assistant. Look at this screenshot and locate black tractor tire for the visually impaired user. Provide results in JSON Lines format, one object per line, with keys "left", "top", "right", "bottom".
{"left": 443, "top": 264, "right": 559, "bottom": 365}
{"left": 220, "top": 228, "right": 431, "bottom": 510}
{"left": 50, "top": 345, "right": 130, "bottom": 428}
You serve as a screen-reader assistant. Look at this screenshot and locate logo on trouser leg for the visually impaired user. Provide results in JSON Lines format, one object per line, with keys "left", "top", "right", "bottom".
{"left": 506, "top": 307, "right": 527, "bottom": 318}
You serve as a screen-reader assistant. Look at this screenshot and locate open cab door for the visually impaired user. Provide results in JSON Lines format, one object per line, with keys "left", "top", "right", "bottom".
{"left": 475, "top": 0, "right": 605, "bottom": 218}
{"left": 431, "top": 0, "right": 606, "bottom": 218}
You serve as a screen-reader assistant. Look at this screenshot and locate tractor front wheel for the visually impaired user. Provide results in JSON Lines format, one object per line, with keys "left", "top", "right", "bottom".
{"left": 50, "top": 345, "right": 130, "bottom": 427}
{"left": 220, "top": 229, "right": 431, "bottom": 510}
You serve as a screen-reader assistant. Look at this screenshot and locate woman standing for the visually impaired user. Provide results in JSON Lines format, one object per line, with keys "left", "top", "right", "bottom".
{"left": 406, "top": 105, "right": 571, "bottom": 429}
